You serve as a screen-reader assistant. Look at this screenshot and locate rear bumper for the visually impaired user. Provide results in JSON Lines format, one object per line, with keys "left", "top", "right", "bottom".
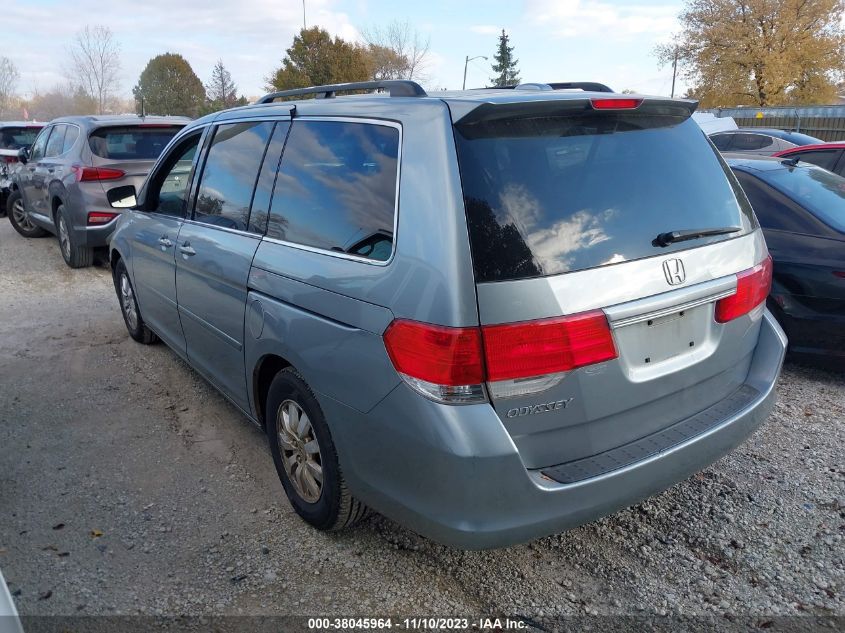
{"left": 777, "top": 307, "right": 845, "bottom": 362}
{"left": 78, "top": 219, "right": 118, "bottom": 248}
{"left": 324, "top": 310, "right": 787, "bottom": 549}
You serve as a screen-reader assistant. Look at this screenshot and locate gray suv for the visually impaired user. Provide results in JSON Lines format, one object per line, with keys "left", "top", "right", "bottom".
{"left": 8, "top": 115, "right": 187, "bottom": 267}
{"left": 109, "top": 81, "right": 787, "bottom": 549}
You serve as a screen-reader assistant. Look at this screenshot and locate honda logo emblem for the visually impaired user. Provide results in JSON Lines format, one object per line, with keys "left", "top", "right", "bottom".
{"left": 663, "top": 258, "right": 686, "bottom": 286}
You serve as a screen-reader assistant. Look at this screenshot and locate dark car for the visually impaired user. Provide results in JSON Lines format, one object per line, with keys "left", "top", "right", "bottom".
{"left": 711, "top": 128, "right": 823, "bottom": 156}
{"left": 0, "top": 122, "right": 44, "bottom": 214}
{"left": 772, "top": 142, "right": 845, "bottom": 177}
{"left": 8, "top": 115, "right": 188, "bottom": 267}
{"left": 728, "top": 155, "right": 845, "bottom": 365}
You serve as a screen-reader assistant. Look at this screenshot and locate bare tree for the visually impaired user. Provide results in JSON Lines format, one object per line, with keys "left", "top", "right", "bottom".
{"left": 68, "top": 25, "right": 121, "bottom": 114}
{"left": 363, "top": 20, "right": 431, "bottom": 82}
{"left": 0, "top": 57, "right": 20, "bottom": 117}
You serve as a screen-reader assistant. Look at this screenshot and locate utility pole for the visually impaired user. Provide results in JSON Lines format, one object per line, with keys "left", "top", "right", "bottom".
{"left": 302, "top": 0, "right": 307, "bottom": 30}
{"left": 671, "top": 45, "right": 679, "bottom": 99}
{"left": 463, "top": 55, "right": 488, "bottom": 91}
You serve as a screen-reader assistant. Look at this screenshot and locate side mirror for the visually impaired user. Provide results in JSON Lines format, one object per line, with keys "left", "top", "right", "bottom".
{"left": 17, "top": 147, "right": 29, "bottom": 165}
{"left": 107, "top": 184, "right": 137, "bottom": 209}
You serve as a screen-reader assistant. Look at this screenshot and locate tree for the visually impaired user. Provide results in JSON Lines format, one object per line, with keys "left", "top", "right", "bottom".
{"left": 362, "top": 20, "right": 431, "bottom": 80}
{"left": 657, "top": 0, "right": 845, "bottom": 107}
{"left": 0, "top": 57, "right": 20, "bottom": 118}
{"left": 68, "top": 25, "right": 121, "bottom": 114}
{"left": 490, "top": 29, "right": 519, "bottom": 87}
{"left": 134, "top": 53, "right": 206, "bottom": 117}
{"left": 25, "top": 84, "right": 98, "bottom": 120}
{"left": 266, "top": 27, "right": 372, "bottom": 92}
{"left": 205, "top": 60, "right": 240, "bottom": 110}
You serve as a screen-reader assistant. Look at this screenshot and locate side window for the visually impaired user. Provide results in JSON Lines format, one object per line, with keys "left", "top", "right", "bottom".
{"left": 733, "top": 133, "right": 772, "bottom": 151}
{"left": 791, "top": 149, "right": 839, "bottom": 172}
{"left": 45, "top": 125, "right": 67, "bottom": 158}
{"left": 62, "top": 126, "right": 80, "bottom": 154}
{"left": 266, "top": 120, "right": 400, "bottom": 261}
{"left": 710, "top": 134, "right": 733, "bottom": 151}
{"left": 148, "top": 132, "right": 202, "bottom": 218}
{"left": 734, "top": 171, "right": 816, "bottom": 233}
{"left": 193, "top": 121, "right": 275, "bottom": 231}
{"left": 248, "top": 122, "right": 290, "bottom": 234}
{"left": 29, "top": 127, "right": 51, "bottom": 161}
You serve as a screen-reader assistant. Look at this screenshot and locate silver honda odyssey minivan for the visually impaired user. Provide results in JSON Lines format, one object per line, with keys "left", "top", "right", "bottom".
{"left": 109, "top": 80, "right": 787, "bottom": 549}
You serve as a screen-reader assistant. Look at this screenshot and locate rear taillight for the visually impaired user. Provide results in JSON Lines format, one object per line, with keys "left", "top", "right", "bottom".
{"left": 2, "top": 156, "right": 17, "bottom": 164}
{"left": 834, "top": 271, "right": 845, "bottom": 279}
{"left": 591, "top": 98, "right": 642, "bottom": 110}
{"left": 383, "top": 310, "right": 617, "bottom": 404}
{"left": 715, "top": 256, "right": 773, "bottom": 323}
{"left": 72, "top": 165, "right": 126, "bottom": 182}
{"left": 383, "top": 320, "right": 485, "bottom": 404}
{"left": 87, "top": 211, "right": 119, "bottom": 225}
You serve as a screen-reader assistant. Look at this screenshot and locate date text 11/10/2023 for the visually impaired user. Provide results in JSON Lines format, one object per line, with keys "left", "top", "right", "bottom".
{"left": 307, "top": 617, "right": 528, "bottom": 630}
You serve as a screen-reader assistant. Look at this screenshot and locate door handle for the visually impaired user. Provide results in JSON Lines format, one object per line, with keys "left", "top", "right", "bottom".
{"left": 179, "top": 243, "right": 196, "bottom": 256}
{"left": 158, "top": 236, "right": 173, "bottom": 248}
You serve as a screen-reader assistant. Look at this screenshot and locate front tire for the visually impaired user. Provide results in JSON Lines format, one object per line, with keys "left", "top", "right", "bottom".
{"left": 266, "top": 368, "right": 368, "bottom": 531}
{"left": 7, "top": 191, "right": 48, "bottom": 238}
{"left": 56, "top": 204, "right": 93, "bottom": 268}
{"left": 113, "top": 258, "right": 157, "bottom": 344}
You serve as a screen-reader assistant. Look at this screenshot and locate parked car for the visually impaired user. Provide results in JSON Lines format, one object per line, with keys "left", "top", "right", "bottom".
{"left": 0, "top": 121, "right": 44, "bottom": 214}
{"left": 710, "top": 128, "right": 823, "bottom": 156}
{"left": 772, "top": 142, "right": 845, "bottom": 177}
{"left": 109, "top": 80, "right": 786, "bottom": 549}
{"left": 727, "top": 155, "right": 845, "bottom": 366}
{"left": 7, "top": 115, "right": 188, "bottom": 267}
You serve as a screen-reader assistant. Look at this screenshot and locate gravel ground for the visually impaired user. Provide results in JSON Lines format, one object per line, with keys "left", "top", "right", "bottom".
{"left": 0, "top": 218, "right": 843, "bottom": 625}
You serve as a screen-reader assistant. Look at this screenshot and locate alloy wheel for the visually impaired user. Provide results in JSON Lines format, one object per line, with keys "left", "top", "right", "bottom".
{"left": 12, "top": 198, "right": 35, "bottom": 231}
{"left": 120, "top": 274, "right": 138, "bottom": 332}
{"left": 276, "top": 399, "right": 323, "bottom": 503}
{"left": 58, "top": 215, "right": 70, "bottom": 259}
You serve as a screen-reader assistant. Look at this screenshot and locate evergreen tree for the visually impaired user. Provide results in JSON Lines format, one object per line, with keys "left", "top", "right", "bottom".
{"left": 490, "top": 29, "right": 519, "bottom": 87}
{"left": 205, "top": 60, "right": 239, "bottom": 110}
{"left": 133, "top": 53, "right": 205, "bottom": 117}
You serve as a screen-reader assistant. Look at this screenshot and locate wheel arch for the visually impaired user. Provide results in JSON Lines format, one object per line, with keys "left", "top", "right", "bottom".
{"left": 253, "top": 354, "right": 294, "bottom": 430}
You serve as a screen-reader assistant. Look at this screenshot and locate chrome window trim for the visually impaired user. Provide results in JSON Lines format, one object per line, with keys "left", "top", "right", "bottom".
{"left": 260, "top": 116, "right": 402, "bottom": 267}
{"left": 181, "top": 218, "right": 261, "bottom": 240}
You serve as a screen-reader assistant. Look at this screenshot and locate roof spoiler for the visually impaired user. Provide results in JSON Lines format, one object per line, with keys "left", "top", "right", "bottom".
{"left": 455, "top": 97, "right": 699, "bottom": 126}
{"left": 258, "top": 80, "right": 427, "bottom": 103}
{"left": 499, "top": 82, "right": 615, "bottom": 93}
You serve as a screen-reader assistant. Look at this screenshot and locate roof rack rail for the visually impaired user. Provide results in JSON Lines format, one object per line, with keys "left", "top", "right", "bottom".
{"left": 257, "top": 80, "right": 427, "bottom": 103}
{"left": 501, "top": 82, "right": 614, "bottom": 93}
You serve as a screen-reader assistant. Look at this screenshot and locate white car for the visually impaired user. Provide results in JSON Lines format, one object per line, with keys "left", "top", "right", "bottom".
{"left": 0, "top": 121, "right": 44, "bottom": 214}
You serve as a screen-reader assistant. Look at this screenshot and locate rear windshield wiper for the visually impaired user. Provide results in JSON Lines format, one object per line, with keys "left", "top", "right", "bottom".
{"left": 653, "top": 226, "right": 742, "bottom": 248}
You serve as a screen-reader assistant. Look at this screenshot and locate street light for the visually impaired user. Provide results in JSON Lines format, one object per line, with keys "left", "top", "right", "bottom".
{"left": 463, "top": 55, "right": 488, "bottom": 90}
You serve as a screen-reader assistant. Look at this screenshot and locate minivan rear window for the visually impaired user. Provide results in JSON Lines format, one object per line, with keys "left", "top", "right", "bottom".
{"left": 89, "top": 126, "right": 183, "bottom": 160}
{"left": 0, "top": 126, "right": 42, "bottom": 150}
{"left": 454, "top": 114, "right": 755, "bottom": 282}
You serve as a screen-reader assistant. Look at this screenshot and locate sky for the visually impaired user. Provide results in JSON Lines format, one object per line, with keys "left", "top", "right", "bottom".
{"left": 3, "top": 0, "right": 687, "bottom": 101}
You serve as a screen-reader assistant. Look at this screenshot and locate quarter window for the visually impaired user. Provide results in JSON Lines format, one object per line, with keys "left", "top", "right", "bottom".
{"left": 266, "top": 120, "right": 399, "bottom": 261}
{"left": 194, "top": 121, "right": 275, "bottom": 231}
{"left": 29, "top": 127, "right": 51, "bottom": 161}
{"left": 62, "top": 126, "right": 79, "bottom": 154}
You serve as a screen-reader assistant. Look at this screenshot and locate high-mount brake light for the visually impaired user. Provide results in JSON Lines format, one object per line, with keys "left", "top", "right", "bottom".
{"left": 715, "top": 256, "right": 773, "bottom": 323}
{"left": 590, "top": 98, "right": 642, "bottom": 110}
{"left": 72, "top": 165, "right": 125, "bottom": 182}
{"left": 383, "top": 310, "right": 618, "bottom": 404}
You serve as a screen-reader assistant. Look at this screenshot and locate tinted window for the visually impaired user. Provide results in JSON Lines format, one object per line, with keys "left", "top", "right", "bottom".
{"left": 455, "top": 115, "right": 755, "bottom": 282}
{"left": 0, "top": 126, "right": 42, "bottom": 150}
{"left": 782, "top": 132, "right": 823, "bottom": 146}
{"left": 754, "top": 164, "right": 845, "bottom": 233}
{"left": 732, "top": 170, "right": 818, "bottom": 233}
{"left": 29, "top": 128, "right": 51, "bottom": 161}
{"left": 193, "top": 121, "right": 275, "bottom": 231}
{"left": 267, "top": 121, "right": 399, "bottom": 261}
{"left": 89, "top": 126, "right": 183, "bottom": 160}
{"left": 710, "top": 134, "right": 733, "bottom": 151}
{"left": 150, "top": 132, "right": 202, "bottom": 218}
{"left": 45, "top": 125, "right": 66, "bottom": 157}
{"left": 62, "top": 126, "right": 79, "bottom": 154}
{"left": 732, "top": 133, "right": 773, "bottom": 151}
{"left": 248, "top": 122, "right": 289, "bottom": 234}
{"left": 788, "top": 149, "right": 840, "bottom": 171}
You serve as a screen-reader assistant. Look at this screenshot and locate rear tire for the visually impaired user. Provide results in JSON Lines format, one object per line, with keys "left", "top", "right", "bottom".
{"left": 7, "top": 191, "right": 48, "bottom": 238}
{"left": 113, "top": 258, "right": 157, "bottom": 344}
{"left": 266, "top": 368, "right": 368, "bottom": 531}
{"left": 57, "top": 204, "right": 93, "bottom": 268}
